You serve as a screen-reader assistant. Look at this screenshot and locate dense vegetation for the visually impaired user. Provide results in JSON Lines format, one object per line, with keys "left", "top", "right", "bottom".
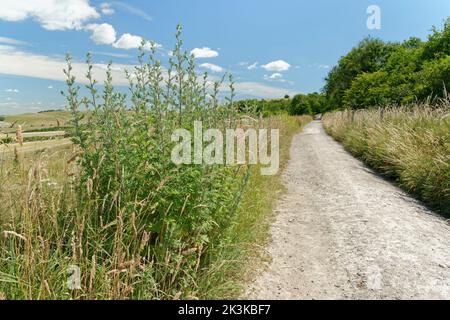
{"left": 324, "top": 19, "right": 450, "bottom": 109}
{"left": 289, "top": 92, "right": 327, "bottom": 115}
{"left": 0, "top": 26, "right": 311, "bottom": 299}
{"left": 234, "top": 97, "right": 291, "bottom": 117}
{"left": 235, "top": 93, "right": 327, "bottom": 117}
{"left": 323, "top": 103, "right": 450, "bottom": 214}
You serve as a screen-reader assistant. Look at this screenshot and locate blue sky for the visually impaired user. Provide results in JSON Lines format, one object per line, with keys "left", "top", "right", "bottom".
{"left": 0, "top": 0, "right": 449, "bottom": 114}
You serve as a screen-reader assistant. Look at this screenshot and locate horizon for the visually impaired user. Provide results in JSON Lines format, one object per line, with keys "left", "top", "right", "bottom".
{"left": 1, "top": 0, "right": 450, "bottom": 115}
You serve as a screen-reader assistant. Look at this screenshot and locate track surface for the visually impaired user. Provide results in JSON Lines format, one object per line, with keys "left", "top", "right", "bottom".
{"left": 247, "top": 121, "right": 450, "bottom": 299}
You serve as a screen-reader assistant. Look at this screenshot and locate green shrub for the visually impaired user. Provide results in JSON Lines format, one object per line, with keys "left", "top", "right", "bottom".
{"left": 324, "top": 18, "right": 450, "bottom": 109}
{"left": 0, "top": 25, "right": 247, "bottom": 300}
{"left": 289, "top": 92, "right": 326, "bottom": 115}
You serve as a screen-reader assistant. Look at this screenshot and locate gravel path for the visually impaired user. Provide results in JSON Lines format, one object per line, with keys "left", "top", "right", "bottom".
{"left": 246, "top": 120, "right": 450, "bottom": 300}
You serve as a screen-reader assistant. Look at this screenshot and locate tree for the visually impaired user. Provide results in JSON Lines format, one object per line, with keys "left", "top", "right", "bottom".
{"left": 324, "top": 37, "right": 396, "bottom": 108}
{"left": 323, "top": 19, "right": 450, "bottom": 109}
{"left": 415, "top": 56, "right": 450, "bottom": 100}
{"left": 289, "top": 93, "right": 326, "bottom": 115}
{"left": 421, "top": 18, "right": 450, "bottom": 61}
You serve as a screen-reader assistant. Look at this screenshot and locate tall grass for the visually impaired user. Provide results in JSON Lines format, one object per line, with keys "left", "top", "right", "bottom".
{"left": 0, "top": 25, "right": 312, "bottom": 299}
{"left": 323, "top": 102, "right": 450, "bottom": 214}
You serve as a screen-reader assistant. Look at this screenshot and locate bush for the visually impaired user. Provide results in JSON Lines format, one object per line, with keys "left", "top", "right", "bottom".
{"left": 324, "top": 18, "right": 450, "bottom": 109}
{"left": 234, "top": 98, "right": 291, "bottom": 117}
{"left": 0, "top": 116, "right": 5, "bottom": 121}
{"left": 289, "top": 93, "right": 326, "bottom": 115}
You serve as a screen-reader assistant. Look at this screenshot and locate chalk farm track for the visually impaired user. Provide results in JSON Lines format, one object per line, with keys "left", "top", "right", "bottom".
{"left": 247, "top": 121, "right": 450, "bottom": 300}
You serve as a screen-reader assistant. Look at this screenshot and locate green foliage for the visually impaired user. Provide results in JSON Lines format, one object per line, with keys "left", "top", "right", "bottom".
{"left": 0, "top": 25, "right": 253, "bottom": 300}
{"left": 343, "top": 71, "right": 391, "bottom": 108}
{"left": 0, "top": 24, "right": 312, "bottom": 300}
{"left": 324, "top": 37, "right": 395, "bottom": 108}
{"left": 421, "top": 19, "right": 450, "bottom": 61}
{"left": 325, "top": 18, "right": 450, "bottom": 109}
{"left": 414, "top": 55, "right": 450, "bottom": 99}
{"left": 289, "top": 92, "right": 327, "bottom": 115}
{"left": 0, "top": 116, "right": 5, "bottom": 121}
{"left": 234, "top": 97, "right": 291, "bottom": 117}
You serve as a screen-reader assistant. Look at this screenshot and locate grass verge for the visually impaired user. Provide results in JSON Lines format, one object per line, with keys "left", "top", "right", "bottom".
{"left": 197, "top": 115, "right": 312, "bottom": 299}
{"left": 323, "top": 103, "right": 450, "bottom": 215}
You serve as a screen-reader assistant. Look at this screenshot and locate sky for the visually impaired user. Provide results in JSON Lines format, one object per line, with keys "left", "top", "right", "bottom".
{"left": 0, "top": 0, "right": 449, "bottom": 115}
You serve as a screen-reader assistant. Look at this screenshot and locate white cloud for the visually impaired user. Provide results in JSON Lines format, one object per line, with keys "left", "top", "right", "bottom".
{"left": 100, "top": 2, "right": 114, "bottom": 15}
{"left": 0, "top": 45, "right": 132, "bottom": 85}
{"left": 0, "top": 36, "right": 27, "bottom": 45}
{"left": 261, "top": 60, "right": 291, "bottom": 72}
{"left": 263, "top": 73, "right": 287, "bottom": 83}
{"left": 247, "top": 62, "right": 258, "bottom": 70}
{"left": 199, "top": 63, "right": 224, "bottom": 73}
{"left": 47, "top": 85, "right": 53, "bottom": 89}
{"left": 113, "top": 33, "right": 161, "bottom": 50}
{"left": 5, "top": 88, "right": 19, "bottom": 93}
{"left": 86, "top": 23, "right": 116, "bottom": 45}
{"left": 91, "top": 51, "right": 130, "bottom": 58}
{"left": 190, "top": 47, "right": 219, "bottom": 58}
{"left": 268, "top": 73, "right": 282, "bottom": 79}
{"left": 224, "top": 82, "right": 295, "bottom": 99}
{"left": 0, "top": 0, "right": 100, "bottom": 31}
{"left": 94, "top": 63, "right": 122, "bottom": 72}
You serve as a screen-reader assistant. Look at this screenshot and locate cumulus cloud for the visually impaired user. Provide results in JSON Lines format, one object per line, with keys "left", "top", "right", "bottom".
{"left": 5, "top": 88, "right": 19, "bottom": 93}
{"left": 268, "top": 73, "right": 282, "bottom": 79}
{"left": 85, "top": 23, "right": 116, "bottom": 45}
{"left": 190, "top": 47, "right": 219, "bottom": 58}
{"left": 100, "top": 2, "right": 114, "bottom": 15}
{"left": 0, "top": 0, "right": 100, "bottom": 31}
{"left": 199, "top": 63, "right": 224, "bottom": 73}
{"left": 261, "top": 60, "right": 291, "bottom": 72}
{"left": 113, "top": 33, "right": 161, "bottom": 50}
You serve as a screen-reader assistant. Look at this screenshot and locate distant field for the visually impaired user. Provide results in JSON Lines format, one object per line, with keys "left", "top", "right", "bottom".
{"left": 0, "top": 130, "right": 66, "bottom": 140}
{"left": 0, "top": 138, "right": 72, "bottom": 161}
{"left": 0, "top": 110, "right": 72, "bottom": 133}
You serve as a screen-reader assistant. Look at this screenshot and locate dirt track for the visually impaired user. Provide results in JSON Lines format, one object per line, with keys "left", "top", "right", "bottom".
{"left": 247, "top": 120, "right": 450, "bottom": 300}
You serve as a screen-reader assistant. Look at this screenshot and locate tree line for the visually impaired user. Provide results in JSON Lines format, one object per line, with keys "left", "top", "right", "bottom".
{"left": 237, "top": 18, "right": 450, "bottom": 115}
{"left": 325, "top": 18, "right": 450, "bottom": 109}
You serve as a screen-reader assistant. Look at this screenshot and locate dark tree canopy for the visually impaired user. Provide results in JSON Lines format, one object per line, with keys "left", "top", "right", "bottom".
{"left": 323, "top": 18, "right": 450, "bottom": 109}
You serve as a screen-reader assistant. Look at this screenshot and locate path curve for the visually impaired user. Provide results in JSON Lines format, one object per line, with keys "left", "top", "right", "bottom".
{"left": 247, "top": 120, "right": 450, "bottom": 300}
